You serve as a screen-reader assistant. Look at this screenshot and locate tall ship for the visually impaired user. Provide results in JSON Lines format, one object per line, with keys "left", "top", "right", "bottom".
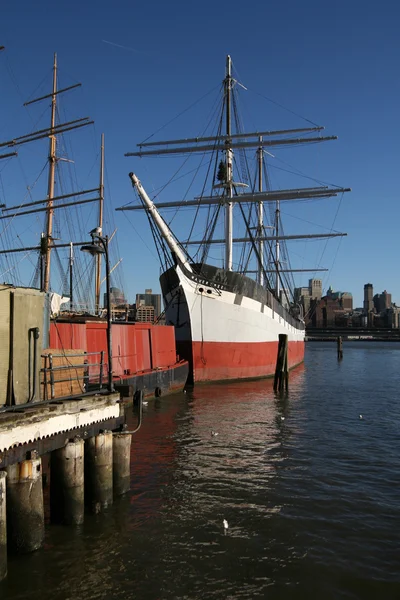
{"left": 119, "top": 56, "right": 351, "bottom": 384}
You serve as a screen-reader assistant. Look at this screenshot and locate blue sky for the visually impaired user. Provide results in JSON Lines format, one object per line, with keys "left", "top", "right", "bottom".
{"left": 1, "top": 0, "right": 399, "bottom": 307}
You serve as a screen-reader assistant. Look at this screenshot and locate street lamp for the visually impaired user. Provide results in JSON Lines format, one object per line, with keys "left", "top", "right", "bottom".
{"left": 81, "top": 229, "right": 114, "bottom": 393}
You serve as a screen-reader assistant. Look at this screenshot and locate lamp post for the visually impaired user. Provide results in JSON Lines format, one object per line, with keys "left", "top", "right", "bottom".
{"left": 81, "top": 231, "right": 114, "bottom": 393}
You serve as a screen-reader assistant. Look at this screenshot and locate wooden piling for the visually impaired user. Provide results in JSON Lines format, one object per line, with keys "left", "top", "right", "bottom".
{"left": 0, "top": 472, "right": 7, "bottom": 581}
{"left": 50, "top": 439, "right": 85, "bottom": 526}
{"left": 274, "top": 334, "right": 289, "bottom": 393}
{"left": 6, "top": 456, "right": 45, "bottom": 553}
{"left": 85, "top": 432, "right": 113, "bottom": 513}
{"left": 113, "top": 433, "right": 132, "bottom": 497}
{"left": 337, "top": 336, "right": 343, "bottom": 359}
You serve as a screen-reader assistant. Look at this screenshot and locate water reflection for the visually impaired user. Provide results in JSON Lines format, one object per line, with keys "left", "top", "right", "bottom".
{"left": 2, "top": 347, "right": 400, "bottom": 599}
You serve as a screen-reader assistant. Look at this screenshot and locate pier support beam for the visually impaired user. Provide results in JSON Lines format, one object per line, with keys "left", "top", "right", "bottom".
{"left": 6, "top": 456, "right": 45, "bottom": 553}
{"left": 337, "top": 336, "right": 343, "bottom": 360}
{"left": 85, "top": 432, "right": 113, "bottom": 513}
{"left": 0, "top": 472, "right": 7, "bottom": 581}
{"left": 113, "top": 433, "right": 132, "bottom": 497}
{"left": 50, "top": 439, "right": 85, "bottom": 526}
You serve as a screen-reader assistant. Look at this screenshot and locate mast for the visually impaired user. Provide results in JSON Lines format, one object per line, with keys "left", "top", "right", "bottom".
{"left": 95, "top": 133, "right": 105, "bottom": 312}
{"left": 225, "top": 55, "right": 233, "bottom": 271}
{"left": 69, "top": 242, "right": 74, "bottom": 310}
{"left": 122, "top": 55, "right": 351, "bottom": 293}
{"left": 43, "top": 52, "right": 57, "bottom": 293}
{"left": 275, "top": 201, "right": 280, "bottom": 297}
{"left": 257, "top": 137, "right": 264, "bottom": 286}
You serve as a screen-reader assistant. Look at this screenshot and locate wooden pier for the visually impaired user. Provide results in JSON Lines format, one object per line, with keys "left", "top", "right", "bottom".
{"left": 0, "top": 392, "right": 134, "bottom": 580}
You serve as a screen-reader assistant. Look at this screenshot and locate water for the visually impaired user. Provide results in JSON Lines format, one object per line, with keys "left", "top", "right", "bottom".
{"left": 2, "top": 342, "right": 400, "bottom": 599}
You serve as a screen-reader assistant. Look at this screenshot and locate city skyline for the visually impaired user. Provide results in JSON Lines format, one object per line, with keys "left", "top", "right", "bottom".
{"left": 295, "top": 279, "right": 397, "bottom": 310}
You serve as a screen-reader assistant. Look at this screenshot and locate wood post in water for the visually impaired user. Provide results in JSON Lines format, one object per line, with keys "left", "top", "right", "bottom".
{"left": 6, "top": 456, "right": 45, "bottom": 553}
{"left": 0, "top": 472, "right": 7, "bottom": 581}
{"left": 274, "top": 334, "right": 289, "bottom": 392}
{"left": 337, "top": 336, "right": 343, "bottom": 360}
{"left": 50, "top": 439, "right": 85, "bottom": 525}
{"left": 113, "top": 433, "right": 132, "bottom": 497}
{"left": 85, "top": 432, "right": 113, "bottom": 513}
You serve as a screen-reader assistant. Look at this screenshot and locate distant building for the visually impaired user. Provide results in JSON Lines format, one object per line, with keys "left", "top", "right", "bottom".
{"left": 135, "top": 304, "right": 155, "bottom": 322}
{"left": 293, "top": 284, "right": 312, "bottom": 318}
{"left": 309, "top": 278, "right": 322, "bottom": 300}
{"left": 386, "top": 306, "right": 400, "bottom": 328}
{"left": 306, "top": 289, "right": 353, "bottom": 328}
{"left": 373, "top": 290, "right": 392, "bottom": 313}
{"left": 363, "top": 283, "right": 374, "bottom": 314}
{"left": 294, "top": 287, "right": 309, "bottom": 303}
{"left": 135, "top": 288, "right": 162, "bottom": 319}
{"left": 104, "top": 286, "right": 127, "bottom": 308}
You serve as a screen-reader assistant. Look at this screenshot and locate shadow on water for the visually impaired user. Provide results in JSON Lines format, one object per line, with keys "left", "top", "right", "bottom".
{"left": 1, "top": 343, "right": 400, "bottom": 599}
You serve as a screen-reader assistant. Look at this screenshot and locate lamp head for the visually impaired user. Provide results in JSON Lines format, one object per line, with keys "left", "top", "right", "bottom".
{"left": 80, "top": 243, "right": 105, "bottom": 257}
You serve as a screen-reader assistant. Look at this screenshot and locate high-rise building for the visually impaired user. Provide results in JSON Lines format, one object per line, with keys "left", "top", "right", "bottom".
{"left": 309, "top": 278, "right": 322, "bottom": 299}
{"left": 135, "top": 288, "right": 162, "bottom": 318}
{"left": 363, "top": 283, "right": 373, "bottom": 314}
{"left": 373, "top": 290, "right": 392, "bottom": 313}
{"left": 381, "top": 290, "right": 392, "bottom": 310}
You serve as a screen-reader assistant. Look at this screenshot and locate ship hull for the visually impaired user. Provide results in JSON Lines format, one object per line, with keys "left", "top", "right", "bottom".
{"left": 176, "top": 340, "right": 304, "bottom": 383}
{"left": 161, "top": 263, "right": 305, "bottom": 384}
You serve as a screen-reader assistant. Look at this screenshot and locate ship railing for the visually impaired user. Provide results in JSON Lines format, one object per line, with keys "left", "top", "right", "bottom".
{"left": 41, "top": 350, "right": 108, "bottom": 401}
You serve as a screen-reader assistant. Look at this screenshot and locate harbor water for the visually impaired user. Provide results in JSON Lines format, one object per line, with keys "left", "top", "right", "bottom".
{"left": 1, "top": 342, "right": 400, "bottom": 599}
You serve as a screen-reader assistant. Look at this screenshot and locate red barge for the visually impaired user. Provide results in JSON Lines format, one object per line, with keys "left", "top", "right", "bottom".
{"left": 49, "top": 319, "right": 188, "bottom": 400}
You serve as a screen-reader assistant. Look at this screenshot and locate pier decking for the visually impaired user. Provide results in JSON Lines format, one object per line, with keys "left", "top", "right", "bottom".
{"left": 0, "top": 392, "right": 124, "bottom": 467}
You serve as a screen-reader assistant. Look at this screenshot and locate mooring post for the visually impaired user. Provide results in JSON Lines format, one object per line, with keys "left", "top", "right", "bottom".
{"left": 283, "top": 334, "right": 289, "bottom": 391}
{"left": 274, "top": 334, "right": 289, "bottom": 392}
{"left": 6, "top": 455, "right": 45, "bottom": 553}
{"left": 0, "top": 472, "right": 7, "bottom": 581}
{"left": 337, "top": 336, "right": 343, "bottom": 360}
{"left": 113, "top": 433, "right": 132, "bottom": 497}
{"left": 85, "top": 431, "right": 113, "bottom": 513}
{"left": 50, "top": 438, "right": 85, "bottom": 526}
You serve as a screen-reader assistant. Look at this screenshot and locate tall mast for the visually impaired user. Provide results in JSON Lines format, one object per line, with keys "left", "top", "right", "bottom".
{"left": 275, "top": 201, "right": 280, "bottom": 297}
{"left": 224, "top": 55, "right": 233, "bottom": 271}
{"left": 43, "top": 52, "right": 58, "bottom": 293}
{"left": 257, "top": 137, "right": 264, "bottom": 286}
{"left": 69, "top": 242, "right": 74, "bottom": 310}
{"left": 95, "top": 133, "right": 105, "bottom": 312}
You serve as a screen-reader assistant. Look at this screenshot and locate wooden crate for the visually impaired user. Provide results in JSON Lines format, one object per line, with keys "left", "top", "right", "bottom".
{"left": 41, "top": 348, "right": 86, "bottom": 400}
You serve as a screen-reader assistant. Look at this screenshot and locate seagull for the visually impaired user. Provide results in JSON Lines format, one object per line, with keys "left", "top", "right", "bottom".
{"left": 223, "top": 519, "right": 228, "bottom": 530}
{"left": 359, "top": 415, "right": 363, "bottom": 419}
{"left": 142, "top": 401, "right": 148, "bottom": 406}
{"left": 280, "top": 416, "right": 285, "bottom": 421}
{"left": 211, "top": 430, "right": 219, "bottom": 436}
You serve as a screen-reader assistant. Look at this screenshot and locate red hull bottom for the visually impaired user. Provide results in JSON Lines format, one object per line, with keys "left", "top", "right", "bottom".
{"left": 177, "top": 340, "right": 304, "bottom": 383}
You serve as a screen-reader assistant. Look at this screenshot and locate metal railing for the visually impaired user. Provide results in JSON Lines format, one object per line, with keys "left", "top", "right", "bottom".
{"left": 41, "top": 350, "right": 107, "bottom": 400}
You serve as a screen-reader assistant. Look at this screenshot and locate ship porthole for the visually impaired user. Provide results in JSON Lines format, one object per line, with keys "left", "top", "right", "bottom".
{"left": 198, "top": 287, "right": 204, "bottom": 293}
{"left": 155, "top": 387, "right": 162, "bottom": 398}
{"left": 206, "top": 289, "right": 212, "bottom": 294}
